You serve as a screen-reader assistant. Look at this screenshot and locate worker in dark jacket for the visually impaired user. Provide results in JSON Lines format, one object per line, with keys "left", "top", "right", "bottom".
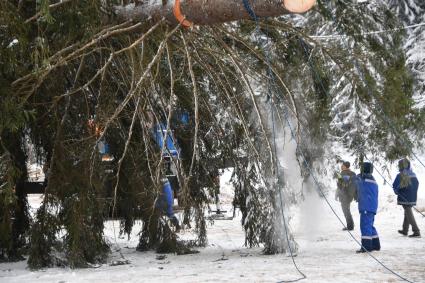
{"left": 335, "top": 161, "right": 357, "bottom": 231}
{"left": 393, "top": 158, "right": 420, "bottom": 238}
{"left": 356, "top": 162, "right": 380, "bottom": 253}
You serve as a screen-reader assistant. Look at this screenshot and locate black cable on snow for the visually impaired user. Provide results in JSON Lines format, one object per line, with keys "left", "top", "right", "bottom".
{"left": 242, "top": 2, "right": 416, "bottom": 282}
{"left": 278, "top": 96, "right": 414, "bottom": 283}
{"left": 241, "top": 1, "right": 306, "bottom": 282}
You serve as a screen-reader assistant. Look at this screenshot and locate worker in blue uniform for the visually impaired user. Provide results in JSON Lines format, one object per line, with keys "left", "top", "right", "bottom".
{"left": 149, "top": 111, "right": 189, "bottom": 232}
{"left": 392, "top": 158, "right": 420, "bottom": 238}
{"left": 356, "top": 162, "right": 380, "bottom": 253}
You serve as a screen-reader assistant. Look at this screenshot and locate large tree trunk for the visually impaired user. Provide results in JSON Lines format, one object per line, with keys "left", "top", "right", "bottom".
{"left": 115, "top": 0, "right": 316, "bottom": 26}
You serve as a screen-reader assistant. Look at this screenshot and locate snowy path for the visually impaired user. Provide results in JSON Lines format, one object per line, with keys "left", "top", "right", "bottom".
{"left": 1, "top": 169, "right": 425, "bottom": 282}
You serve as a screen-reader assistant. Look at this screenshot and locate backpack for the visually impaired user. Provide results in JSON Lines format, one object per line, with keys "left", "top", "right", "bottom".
{"left": 340, "top": 175, "right": 352, "bottom": 190}
{"left": 339, "top": 172, "right": 357, "bottom": 200}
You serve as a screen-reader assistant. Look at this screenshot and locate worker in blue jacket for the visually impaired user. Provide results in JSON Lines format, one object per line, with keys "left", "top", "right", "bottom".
{"left": 148, "top": 111, "right": 189, "bottom": 232}
{"left": 356, "top": 162, "right": 380, "bottom": 253}
{"left": 393, "top": 158, "right": 420, "bottom": 238}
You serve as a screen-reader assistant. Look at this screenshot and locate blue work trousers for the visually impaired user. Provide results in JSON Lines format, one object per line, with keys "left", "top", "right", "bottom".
{"left": 360, "top": 211, "right": 380, "bottom": 251}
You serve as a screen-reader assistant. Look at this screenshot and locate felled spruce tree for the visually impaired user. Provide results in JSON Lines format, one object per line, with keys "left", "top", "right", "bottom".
{"left": 1, "top": 0, "right": 424, "bottom": 268}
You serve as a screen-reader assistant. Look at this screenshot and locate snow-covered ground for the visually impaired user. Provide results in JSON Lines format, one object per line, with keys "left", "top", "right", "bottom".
{"left": 1, "top": 163, "right": 425, "bottom": 283}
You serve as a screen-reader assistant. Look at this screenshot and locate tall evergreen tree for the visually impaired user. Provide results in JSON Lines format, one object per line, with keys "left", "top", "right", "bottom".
{"left": 389, "top": 0, "right": 425, "bottom": 140}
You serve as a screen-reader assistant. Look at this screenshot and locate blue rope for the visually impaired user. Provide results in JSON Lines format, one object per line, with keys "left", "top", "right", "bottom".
{"left": 242, "top": 0, "right": 258, "bottom": 22}
{"left": 241, "top": 1, "right": 306, "bottom": 282}
{"left": 270, "top": 52, "right": 307, "bottom": 283}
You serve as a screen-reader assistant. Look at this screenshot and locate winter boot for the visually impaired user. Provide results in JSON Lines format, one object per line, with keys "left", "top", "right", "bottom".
{"left": 408, "top": 232, "right": 421, "bottom": 238}
{"left": 372, "top": 237, "right": 381, "bottom": 251}
{"left": 357, "top": 238, "right": 373, "bottom": 253}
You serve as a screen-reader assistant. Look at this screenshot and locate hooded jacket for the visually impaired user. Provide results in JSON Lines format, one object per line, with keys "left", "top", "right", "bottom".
{"left": 393, "top": 169, "right": 419, "bottom": 206}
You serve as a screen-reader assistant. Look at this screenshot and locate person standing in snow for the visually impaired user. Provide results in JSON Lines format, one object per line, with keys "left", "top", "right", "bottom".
{"left": 392, "top": 158, "right": 420, "bottom": 238}
{"left": 356, "top": 162, "right": 380, "bottom": 253}
{"left": 335, "top": 161, "right": 357, "bottom": 231}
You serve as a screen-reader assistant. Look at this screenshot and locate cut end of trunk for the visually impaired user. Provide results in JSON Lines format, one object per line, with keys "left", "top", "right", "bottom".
{"left": 283, "top": 0, "right": 316, "bottom": 13}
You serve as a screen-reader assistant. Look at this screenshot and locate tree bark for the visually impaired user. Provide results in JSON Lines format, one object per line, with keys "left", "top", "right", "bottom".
{"left": 115, "top": 0, "right": 315, "bottom": 26}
